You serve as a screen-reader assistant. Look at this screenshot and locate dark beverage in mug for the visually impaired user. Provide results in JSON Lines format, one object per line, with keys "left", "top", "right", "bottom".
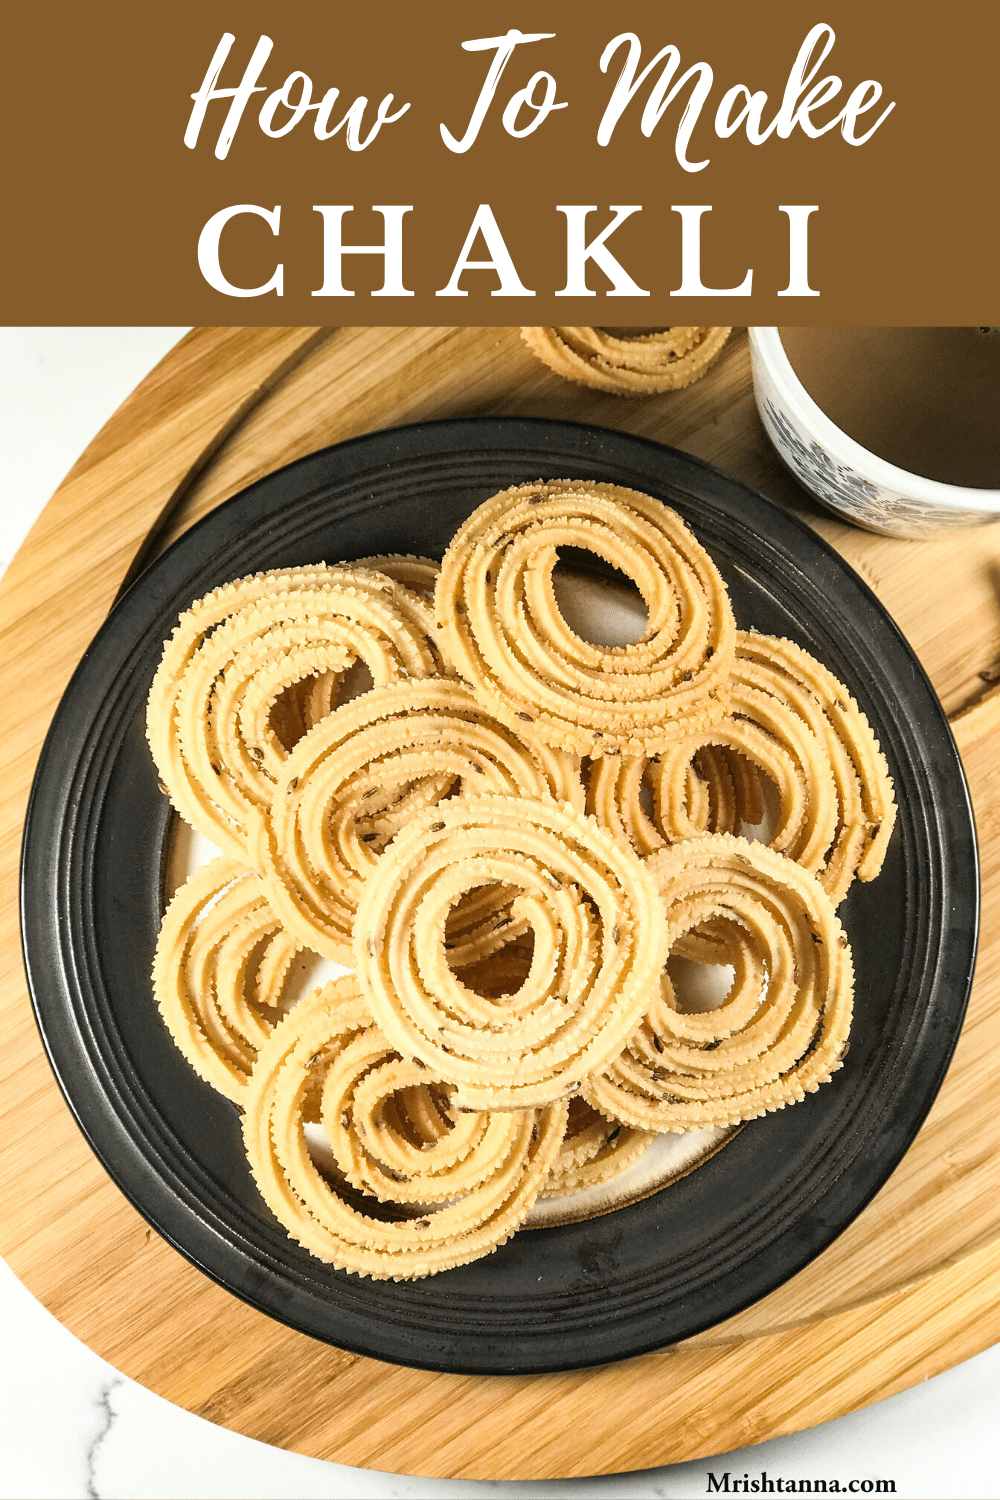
{"left": 778, "top": 327, "right": 1000, "bottom": 490}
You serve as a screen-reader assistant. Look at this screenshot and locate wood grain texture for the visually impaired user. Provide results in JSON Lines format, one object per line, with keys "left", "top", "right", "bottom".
{"left": 1, "top": 325, "right": 998, "bottom": 1479}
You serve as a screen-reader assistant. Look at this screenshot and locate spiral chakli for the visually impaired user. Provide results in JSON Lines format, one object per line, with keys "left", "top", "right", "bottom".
{"left": 146, "top": 565, "right": 445, "bottom": 860}
{"left": 587, "top": 745, "right": 757, "bottom": 860}
{"left": 520, "top": 327, "right": 732, "bottom": 394}
{"left": 249, "top": 680, "right": 585, "bottom": 965}
{"left": 243, "top": 979, "right": 567, "bottom": 1278}
{"left": 354, "top": 794, "right": 670, "bottom": 1110}
{"left": 585, "top": 834, "right": 854, "bottom": 1133}
{"left": 145, "top": 481, "right": 894, "bottom": 1281}
{"left": 435, "top": 479, "right": 735, "bottom": 756}
{"left": 350, "top": 553, "right": 440, "bottom": 596}
{"left": 152, "top": 857, "right": 307, "bottom": 1101}
{"left": 542, "top": 1097, "right": 656, "bottom": 1197}
{"left": 587, "top": 631, "right": 896, "bottom": 905}
{"left": 734, "top": 632, "right": 896, "bottom": 903}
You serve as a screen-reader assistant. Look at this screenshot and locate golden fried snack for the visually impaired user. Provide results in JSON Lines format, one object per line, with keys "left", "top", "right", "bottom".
{"left": 147, "top": 566, "right": 444, "bottom": 860}
{"left": 736, "top": 632, "right": 896, "bottom": 902}
{"left": 585, "top": 834, "right": 853, "bottom": 1133}
{"left": 354, "top": 794, "right": 670, "bottom": 1110}
{"left": 243, "top": 979, "right": 567, "bottom": 1278}
{"left": 590, "top": 661, "right": 833, "bottom": 862}
{"left": 325, "top": 1032, "right": 525, "bottom": 1205}
{"left": 351, "top": 554, "right": 440, "bottom": 595}
{"left": 435, "top": 479, "right": 735, "bottom": 756}
{"left": 146, "top": 477, "right": 895, "bottom": 1281}
{"left": 451, "top": 928, "right": 536, "bottom": 998}
{"left": 542, "top": 1097, "right": 656, "bottom": 1197}
{"left": 586, "top": 754, "right": 661, "bottom": 858}
{"left": 152, "top": 856, "right": 307, "bottom": 1101}
{"left": 521, "top": 327, "right": 732, "bottom": 394}
{"left": 587, "top": 630, "right": 895, "bottom": 905}
{"left": 296, "top": 559, "right": 443, "bottom": 730}
{"left": 249, "top": 680, "right": 585, "bottom": 965}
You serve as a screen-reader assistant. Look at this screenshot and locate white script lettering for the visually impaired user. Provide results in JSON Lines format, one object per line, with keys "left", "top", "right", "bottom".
{"left": 441, "top": 31, "right": 566, "bottom": 152}
{"left": 184, "top": 33, "right": 410, "bottom": 160}
{"left": 598, "top": 24, "right": 894, "bottom": 169}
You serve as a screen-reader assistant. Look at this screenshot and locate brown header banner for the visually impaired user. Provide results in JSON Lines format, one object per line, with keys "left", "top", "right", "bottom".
{"left": 5, "top": 1, "right": 998, "bottom": 324}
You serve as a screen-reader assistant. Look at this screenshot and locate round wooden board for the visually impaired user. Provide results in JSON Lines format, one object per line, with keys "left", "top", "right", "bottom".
{"left": 2, "top": 326, "right": 999, "bottom": 1480}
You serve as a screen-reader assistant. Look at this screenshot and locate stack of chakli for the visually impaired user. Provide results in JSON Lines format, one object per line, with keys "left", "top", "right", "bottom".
{"left": 148, "top": 480, "right": 895, "bottom": 1280}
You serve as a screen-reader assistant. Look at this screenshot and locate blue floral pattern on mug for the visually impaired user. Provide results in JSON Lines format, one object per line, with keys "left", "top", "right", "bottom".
{"left": 759, "top": 399, "right": 993, "bottom": 539}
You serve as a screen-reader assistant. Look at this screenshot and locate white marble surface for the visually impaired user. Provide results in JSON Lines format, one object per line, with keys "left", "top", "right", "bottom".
{"left": 1, "top": 326, "right": 997, "bottom": 1500}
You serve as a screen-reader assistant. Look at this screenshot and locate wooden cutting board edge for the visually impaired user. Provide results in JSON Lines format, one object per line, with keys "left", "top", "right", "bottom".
{"left": 0, "top": 325, "right": 996, "bottom": 1480}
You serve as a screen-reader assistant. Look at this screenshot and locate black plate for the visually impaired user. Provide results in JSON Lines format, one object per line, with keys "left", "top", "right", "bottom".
{"left": 21, "top": 418, "right": 978, "bottom": 1376}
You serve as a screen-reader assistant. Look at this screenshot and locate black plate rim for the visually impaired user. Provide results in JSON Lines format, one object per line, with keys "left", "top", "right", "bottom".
{"left": 20, "top": 415, "right": 979, "bottom": 1375}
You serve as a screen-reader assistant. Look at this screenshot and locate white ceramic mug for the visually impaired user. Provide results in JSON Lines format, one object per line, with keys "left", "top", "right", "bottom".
{"left": 748, "top": 327, "right": 1000, "bottom": 539}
